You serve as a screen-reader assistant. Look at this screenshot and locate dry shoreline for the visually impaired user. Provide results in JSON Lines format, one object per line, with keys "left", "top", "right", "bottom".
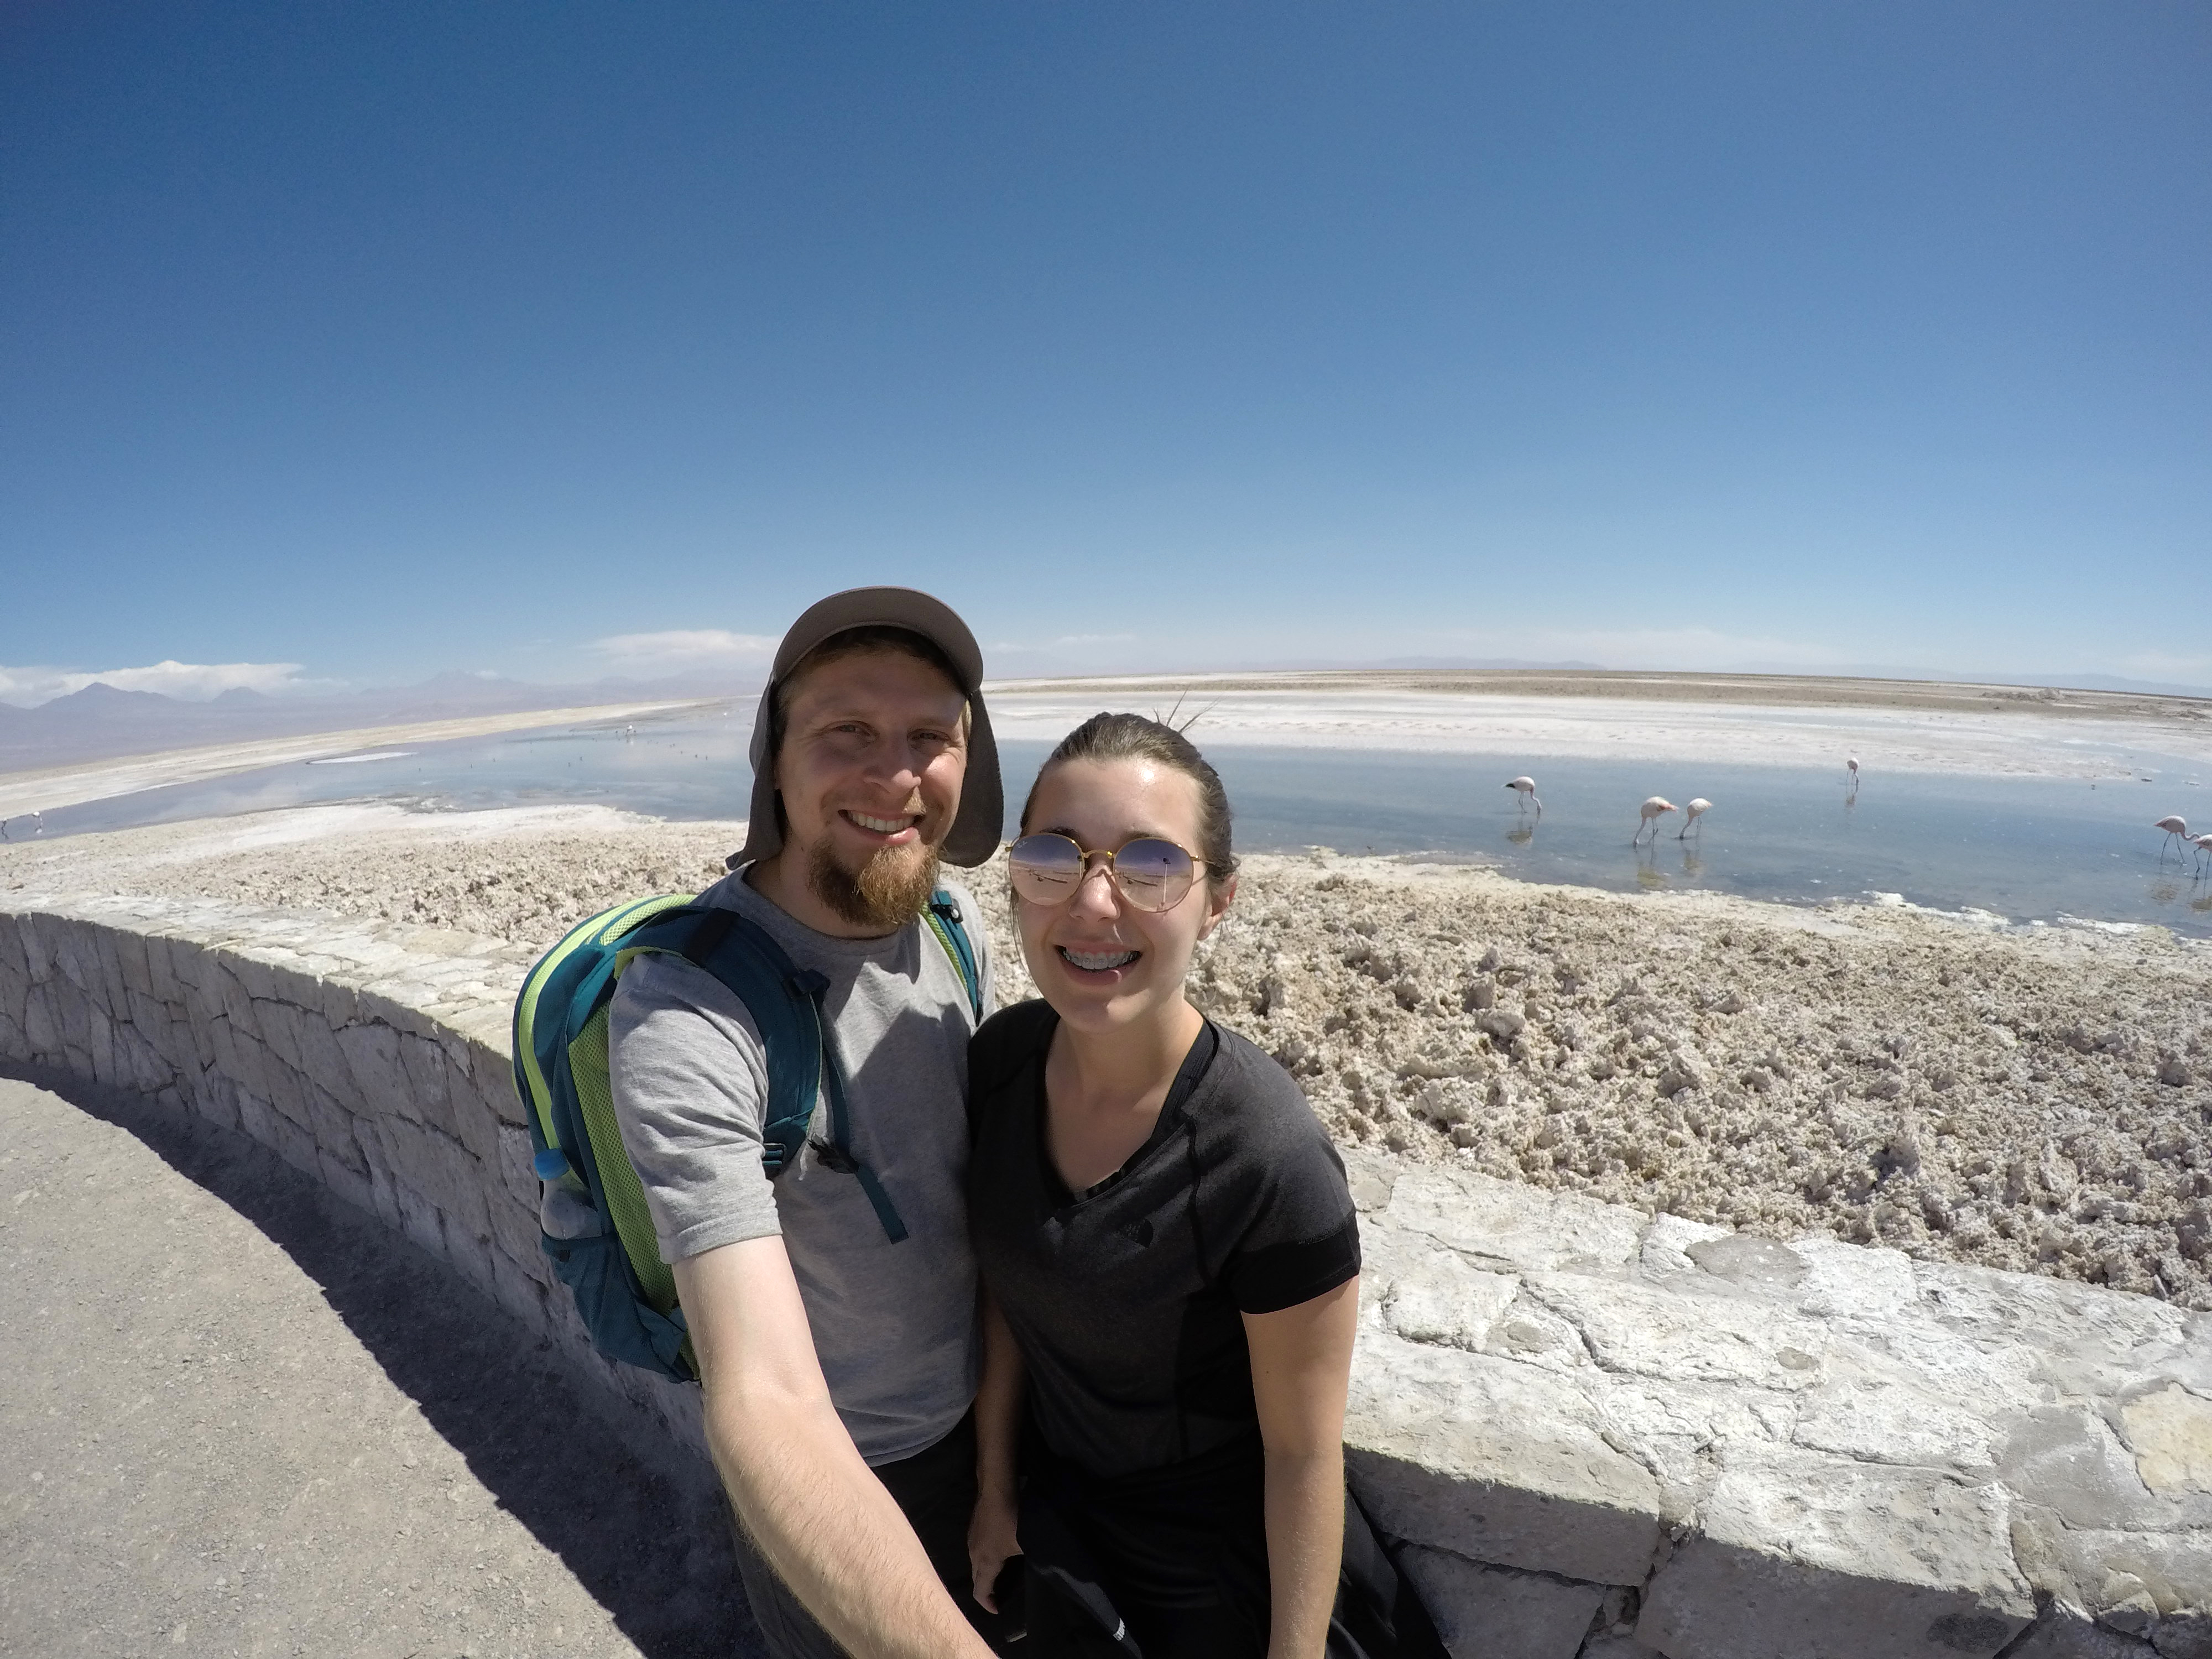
{"left": 6, "top": 802, "right": 2207, "bottom": 1311}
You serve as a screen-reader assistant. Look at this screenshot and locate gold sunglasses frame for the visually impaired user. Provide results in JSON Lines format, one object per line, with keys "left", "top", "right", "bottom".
{"left": 1006, "top": 833, "right": 1208, "bottom": 912}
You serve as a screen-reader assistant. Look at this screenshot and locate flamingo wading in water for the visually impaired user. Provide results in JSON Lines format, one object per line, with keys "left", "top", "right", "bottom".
{"left": 2157, "top": 816, "right": 2189, "bottom": 858}
{"left": 2192, "top": 833, "right": 2212, "bottom": 874}
{"left": 1506, "top": 776, "right": 1541, "bottom": 817}
{"left": 1678, "top": 798, "right": 1710, "bottom": 838}
{"left": 1634, "top": 797, "right": 1678, "bottom": 845}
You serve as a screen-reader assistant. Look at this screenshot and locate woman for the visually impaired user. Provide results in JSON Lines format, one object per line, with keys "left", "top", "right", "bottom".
{"left": 964, "top": 714, "right": 1441, "bottom": 1658}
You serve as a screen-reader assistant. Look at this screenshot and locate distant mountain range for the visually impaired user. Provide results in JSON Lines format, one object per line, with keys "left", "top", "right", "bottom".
{"left": 0, "top": 670, "right": 760, "bottom": 773}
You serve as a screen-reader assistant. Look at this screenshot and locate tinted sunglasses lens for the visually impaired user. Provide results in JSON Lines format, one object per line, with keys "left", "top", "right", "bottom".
{"left": 1009, "top": 835, "right": 1084, "bottom": 903}
{"left": 1110, "top": 839, "right": 1194, "bottom": 910}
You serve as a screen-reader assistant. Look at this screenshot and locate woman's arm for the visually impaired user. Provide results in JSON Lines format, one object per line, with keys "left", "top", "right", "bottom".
{"left": 968, "top": 1287, "right": 1028, "bottom": 1613}
{"left": 1245, "top": 1277, "right": 1360, "bottom": 1659}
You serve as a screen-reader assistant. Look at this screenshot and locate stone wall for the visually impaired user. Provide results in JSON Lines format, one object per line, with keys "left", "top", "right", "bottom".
{"left": 2, "top": 894, "right": 2207, "bottom": 1658}
{"left": 0, "top": 893, "right": 711, "bottom": 1488}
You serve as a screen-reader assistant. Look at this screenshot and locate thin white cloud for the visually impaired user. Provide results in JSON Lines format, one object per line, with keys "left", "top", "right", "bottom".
{"left": 0, "top": 659, "right": 321, "bottom": 708}
{"left": 589, "top": 629, "right": 779, "bottom": 667}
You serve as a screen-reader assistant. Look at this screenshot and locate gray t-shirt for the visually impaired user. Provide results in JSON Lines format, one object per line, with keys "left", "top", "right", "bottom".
{"left": 608, "top": 866, "right": 992, "bottom": 1465}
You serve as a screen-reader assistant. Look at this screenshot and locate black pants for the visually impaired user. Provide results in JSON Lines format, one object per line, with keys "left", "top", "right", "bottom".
{"left": 1018, "top": 1436, "right": 1444, "bottom": 1659}
{"left": 729, "top": 1409, "right": 1022, "bottom": 1658}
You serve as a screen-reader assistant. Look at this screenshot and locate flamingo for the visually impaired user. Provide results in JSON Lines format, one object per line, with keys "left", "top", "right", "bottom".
{"left": 1678, "top": 798, "right": 1710, "bottom": 838}
{"left": 1505, "top": 776, "right": 1541, "bottom": 817}
{"left": 2157, "top": 816, "right": 2189, "bottom": 857}
{"left": 1634, "top": 797, "right": 1677, "bottom": 845}
{"left": 1846, "top": 754, "right": 1860, "bottom": 789}
{"left": 2193, "top": 833, "right": 2212, "bottom": 874}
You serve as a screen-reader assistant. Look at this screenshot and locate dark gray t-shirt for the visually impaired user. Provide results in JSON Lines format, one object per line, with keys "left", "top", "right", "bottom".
{"left": 609, "top": 867, "right": 991, "bottom": 1465}
{"left": 968, "top": 1001, "right": 1360, "bottom": 1481}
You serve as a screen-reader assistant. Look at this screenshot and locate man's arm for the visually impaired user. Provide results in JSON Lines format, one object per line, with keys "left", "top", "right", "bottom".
{"left": 676, "top": 1238, "right": 997, "bottom": 1659}
{"left": 1244, "top": 1277, "right": 1360, "bottom": 1659}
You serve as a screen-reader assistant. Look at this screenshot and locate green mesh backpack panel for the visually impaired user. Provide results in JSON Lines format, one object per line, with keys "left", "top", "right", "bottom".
{"left": 509, "top": 889, "right": 981, "bottom": 1381}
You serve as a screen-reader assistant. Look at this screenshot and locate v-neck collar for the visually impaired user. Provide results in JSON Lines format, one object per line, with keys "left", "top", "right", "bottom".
{"left": 1032, "top": 1013, "right": 1221, "bottom": 1211}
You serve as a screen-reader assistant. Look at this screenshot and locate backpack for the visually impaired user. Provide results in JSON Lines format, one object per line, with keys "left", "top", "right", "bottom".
{"left": 510, "top": 888, "right": 983, "bottom": 1382}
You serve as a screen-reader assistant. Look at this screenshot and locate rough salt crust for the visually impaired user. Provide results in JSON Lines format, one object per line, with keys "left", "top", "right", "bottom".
{"left": 7, "top": 804, "right": 2208, "bottom": 1310}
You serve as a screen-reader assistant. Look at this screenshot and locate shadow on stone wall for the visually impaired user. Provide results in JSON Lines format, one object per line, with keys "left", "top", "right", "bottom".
{"left": 4, "top": 1056, "right": 764, "bottom": 1659}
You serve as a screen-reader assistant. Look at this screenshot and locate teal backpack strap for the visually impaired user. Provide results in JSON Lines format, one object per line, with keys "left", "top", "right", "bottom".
{"left": 926, "top": 888, "right": 983, "bottom": 1022}
{"left": 658, "top": 908, "right": 909, "bottom": 1243}
{"left": 785, "top": 968, "right": 909, "bottom": 1244}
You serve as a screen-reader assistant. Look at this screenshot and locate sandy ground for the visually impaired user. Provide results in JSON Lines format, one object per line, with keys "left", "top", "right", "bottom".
{"left": 7, "top": 803, "right": 2209, "bottom": 1312}
{"left": 987, "top": 673, "right": 2212, "bottom": 781}
{"left": 0, "top": 700, "right": 707, "bottom": 820}
{"left": 0, "top": 1067, "right": 755, "bottom": 1658}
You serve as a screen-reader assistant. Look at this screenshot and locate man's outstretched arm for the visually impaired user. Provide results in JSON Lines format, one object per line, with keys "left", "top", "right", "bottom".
{"left": 675, "top": 1238, "right": 996, "bottom": 1659}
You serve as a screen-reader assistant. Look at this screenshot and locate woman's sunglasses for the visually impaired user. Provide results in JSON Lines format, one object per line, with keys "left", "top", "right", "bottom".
{"left": 1007, "top": 833, "right": 1204, "bottom": 913}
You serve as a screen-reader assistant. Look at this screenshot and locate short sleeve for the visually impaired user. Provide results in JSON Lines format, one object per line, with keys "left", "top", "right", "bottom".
{"left": 1219, "top": 1132, "right": 1361, "bottom": 1316}
{"left": 609, "top": 952, "right": 785, "bottom": 1262}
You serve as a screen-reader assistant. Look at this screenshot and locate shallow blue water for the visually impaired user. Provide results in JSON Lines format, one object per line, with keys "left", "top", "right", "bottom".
{"left": 13, "top": 707, "right": 2211, "bottom": 935}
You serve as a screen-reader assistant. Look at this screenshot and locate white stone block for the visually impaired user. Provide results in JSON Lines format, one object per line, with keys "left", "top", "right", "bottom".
{"left": 1639, "top": 1213, "right": 1731, "bottom": 1278}
{"left": 1387, "top": 1166, "right": 1644, "bottom": 1274}
{"left": 1347, "top": 1331, "right": 1665, "bottom": 1585}
{"left": 2011, "top": 1505, "right": 2212, "bottom": 1623}
{"left": 2120, "top": 1385, "right": 2212, "bottom": 1499}
{"left": 1999, "top": 1406, "right": 2160, "bottom": 1528}
{"left": 1395, "top": 1545, "right": 1605, "bottom": 1659}
{"left": 1520, "top": 1272, "right": 1829, "bottom": 1392}
{"left": 1637, "top": 1443, "right": 2033, "bottom": 1659}
{"left": 1911, "top": 1260, "right": 2189, "bottom": 1399}
{"left": 1381, "top": 1240, "right": 1521, "bottom": 1353}
{"left": 1792, "top": 1351, "right": 2007, "bottom": 1474}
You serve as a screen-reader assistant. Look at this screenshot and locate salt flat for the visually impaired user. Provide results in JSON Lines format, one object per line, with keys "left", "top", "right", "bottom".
{"left": 987, "top": 671, "right": 2212, "bottom": 780}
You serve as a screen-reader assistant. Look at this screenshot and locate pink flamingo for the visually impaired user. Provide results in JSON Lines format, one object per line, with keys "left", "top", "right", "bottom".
{"left": 1678, "top": 798, "right": 1710, "bottom": 838}
{"left": 1634, "top": 797, "right": 1678, "bottom": 845}
{"left": 2157, "top": 815, "right": 2189, "bottom": 858}
{"left": 2192, "top": 833, "right": 2212, "bottom": 874}
{"left": 1505, "top": 776, "right": 1541, "bottom": 817}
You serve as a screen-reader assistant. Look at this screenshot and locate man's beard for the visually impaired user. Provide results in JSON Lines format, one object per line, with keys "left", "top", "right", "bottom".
{"left": 807, "top": 836, "right": 941, "bottom": 930}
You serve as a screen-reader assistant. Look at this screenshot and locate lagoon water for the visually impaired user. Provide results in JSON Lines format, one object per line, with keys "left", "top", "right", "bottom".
{"left": 15, "top": 707, "right": 2212, "bottom": 935}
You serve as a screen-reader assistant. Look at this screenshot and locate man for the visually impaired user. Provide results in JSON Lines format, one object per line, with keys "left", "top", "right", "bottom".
{"left": 610, "top": 588, "right": 1010, "bottom": 1659}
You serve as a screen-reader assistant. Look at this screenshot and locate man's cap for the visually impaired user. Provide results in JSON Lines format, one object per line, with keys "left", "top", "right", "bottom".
{"left": 733, "top": 587, "right": 1004, "bottom": 868}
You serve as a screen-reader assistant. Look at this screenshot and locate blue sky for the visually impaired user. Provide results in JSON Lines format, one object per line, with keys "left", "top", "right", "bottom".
{"left": 3, "top": 2, "right": 2207, "bottom": 704}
